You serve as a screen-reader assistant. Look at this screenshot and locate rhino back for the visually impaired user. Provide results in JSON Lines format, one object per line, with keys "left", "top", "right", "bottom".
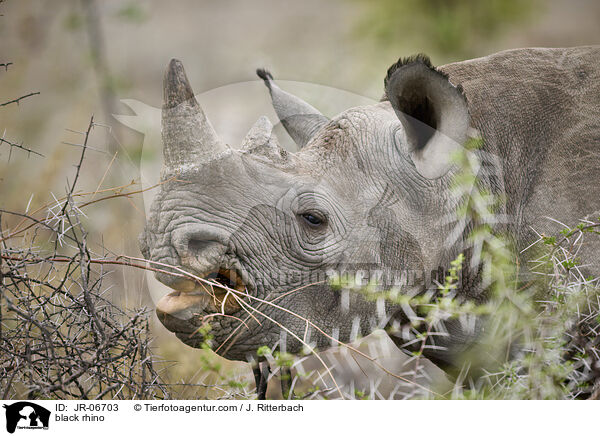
{"left": 441, "top": 47, "right": 600, "bottom": 272}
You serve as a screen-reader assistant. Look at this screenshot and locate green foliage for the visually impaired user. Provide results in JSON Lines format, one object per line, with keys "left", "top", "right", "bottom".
{"left": 226, "top": 380, "right": 248, "bottom": 389}
{"left": 397, "top": 137, "right": 599, "bottom": 399}
{"left": 328, "top": 137, "right": 600, "bottom": 399}
{"left": 354, "top": 389, "right": 367, "bottom": 400}
{"left": 116, "top": 3, "right": 147, "bottom": 23}
{"left": 350, "top": 0, "right": 540, "bottom": 60}
{"left": 155, "top": 141, "right": 599, "bottom": 400}
{"left": 256, "top": 345, "right": 271, "bottom": 357}
{"left": 193, "top": 322, "right": 214, "bottom": 351}
{"left": 275, "top": 351, "right": 295, "bottom": 368}
{"left": 63, "top": 12, "right": 83, "bottom": 31}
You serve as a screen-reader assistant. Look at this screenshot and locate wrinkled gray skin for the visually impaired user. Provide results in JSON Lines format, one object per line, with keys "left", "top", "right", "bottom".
{"left": 140, "top": 47, "right": 600, "bottom": 367}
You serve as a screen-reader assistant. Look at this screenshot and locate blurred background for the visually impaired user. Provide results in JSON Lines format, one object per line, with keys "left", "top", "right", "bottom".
{"left": 1, "top": 0, "right": 599, "bottom": 395}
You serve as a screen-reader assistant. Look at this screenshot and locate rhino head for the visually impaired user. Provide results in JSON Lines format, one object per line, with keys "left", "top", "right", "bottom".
{"left": 141, "top": 56, "right": 473, "bottom": 363}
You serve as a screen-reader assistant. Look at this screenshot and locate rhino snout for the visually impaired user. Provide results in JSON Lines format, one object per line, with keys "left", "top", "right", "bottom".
{"left": 153, "top": 225, "right": 247, "bottom": 312}
{"left": 170, "top": 225, "right": 231, "bottom": 273}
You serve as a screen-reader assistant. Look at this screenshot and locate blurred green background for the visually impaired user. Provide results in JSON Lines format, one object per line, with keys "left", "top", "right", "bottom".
{"left": 1, "top": 0, "right": 599, "bottom": 396}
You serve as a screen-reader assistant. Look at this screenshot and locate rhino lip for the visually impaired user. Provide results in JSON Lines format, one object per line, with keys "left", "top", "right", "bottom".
{"left": 156, "top": 267, "right": 249, "bottom": 318}
{"left": 206, "top": 268, "right": 246, "bottom": 293}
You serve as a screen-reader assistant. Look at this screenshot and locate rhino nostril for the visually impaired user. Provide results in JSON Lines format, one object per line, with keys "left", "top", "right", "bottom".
{"left": 188, "top": 238, "right": 215, "bottom": 254}
{"left": 171, "top": 226, "right": 230, "bottom": 267}
{"left": 183, "top": 237, "right": 227, "bottom": 266}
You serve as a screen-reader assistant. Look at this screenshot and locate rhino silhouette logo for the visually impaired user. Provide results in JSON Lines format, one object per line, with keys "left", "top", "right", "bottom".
{"left": 2, "top": 402, "right": 50, "bottom": 433}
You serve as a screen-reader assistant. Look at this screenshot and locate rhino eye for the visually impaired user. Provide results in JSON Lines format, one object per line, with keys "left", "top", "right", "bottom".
{"left": 299, "top": 211, "right": 326, "bottom": 228}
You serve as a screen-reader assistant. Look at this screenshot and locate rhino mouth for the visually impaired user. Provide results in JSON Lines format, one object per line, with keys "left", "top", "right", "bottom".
{"left": 155, "top": 263, "right": 268, "bottom": 359}
{"left": 206, "top": 268, "right": 247, "bottom": 296}
{"left": 156, "top": 267, "right": 250, "bottom": 322}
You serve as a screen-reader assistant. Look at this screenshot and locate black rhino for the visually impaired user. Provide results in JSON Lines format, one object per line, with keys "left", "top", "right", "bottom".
{"left": 140, "top": 47, "right": 600, "bottom": 381}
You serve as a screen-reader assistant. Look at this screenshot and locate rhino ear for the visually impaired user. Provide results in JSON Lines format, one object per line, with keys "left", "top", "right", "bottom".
{"left": 385, "top": 55, "right": 469, "bottom": 179}
{"left": 256, "top": 68, "right": 328, "bottom": 149}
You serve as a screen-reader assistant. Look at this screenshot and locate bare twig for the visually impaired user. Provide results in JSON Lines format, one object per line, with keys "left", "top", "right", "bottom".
{"left": 0, "top": 136, "right": 44, "bottom": 158}
{"left": 0, "top": 91, "right": 40, "bottom": 107}
{"left": 61, "top": 116, "right": 94, "bottom": 216}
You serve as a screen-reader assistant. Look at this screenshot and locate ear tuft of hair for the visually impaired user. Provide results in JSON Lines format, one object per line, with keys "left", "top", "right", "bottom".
{"left": 256, "top": 68, "right": 274, "bottom": 90}
{"left": 382, "top": 54, "right": 465, "bottom": 101}
{"left": 384, "top": 54, "right": 435, "bottom": 87}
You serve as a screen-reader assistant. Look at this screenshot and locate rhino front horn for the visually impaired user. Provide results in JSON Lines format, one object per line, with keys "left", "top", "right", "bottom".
{"left": 162, "top": 59, "right": 228, "bottom": 174}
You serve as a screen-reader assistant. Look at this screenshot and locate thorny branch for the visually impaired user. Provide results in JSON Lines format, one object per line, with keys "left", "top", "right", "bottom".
{"left": 0, "top": 91, "right": 40, "bottom": 107}
{"left": 0, "top": 135, "right": 44, "bottom": 158}
{"left": 1, "top": 45, "right": 42, "bottom": 157}
{"left": 0, "top": 118, "right": 170, "bottom": 400}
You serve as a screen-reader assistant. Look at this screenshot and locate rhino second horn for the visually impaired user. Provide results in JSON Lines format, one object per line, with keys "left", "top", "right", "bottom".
{"left": 240, "top": 116, "right": 288, "bottom": 162}
{"left": 257, "top": 68, "right": 328, "bottom": 150}
{"left": 162, "top": 59, "right": 227, "bottom": 173}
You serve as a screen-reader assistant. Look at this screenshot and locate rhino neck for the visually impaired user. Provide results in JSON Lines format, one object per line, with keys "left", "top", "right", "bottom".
{"left": 441, "top": 47, "right": 600, "bottom": 258}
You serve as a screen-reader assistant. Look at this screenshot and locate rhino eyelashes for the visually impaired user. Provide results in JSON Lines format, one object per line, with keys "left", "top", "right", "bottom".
{"left": 298, "top": 211, "right": 327, "bottom": 228}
